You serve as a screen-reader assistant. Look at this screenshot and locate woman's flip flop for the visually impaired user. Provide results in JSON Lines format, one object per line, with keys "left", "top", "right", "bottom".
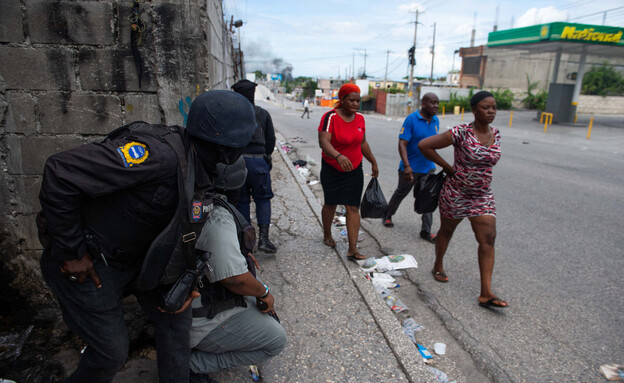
{"left": 478, "top": 297, "right": 508, "bottom": 309}
{"left": 323, "top": 239, "right": 337, "bottom": 248}
{"left": 347, "top": 253, "right": 368, "bottom": 262}
{"left": 431, "top": 269, "right": 449, "bottom": 283}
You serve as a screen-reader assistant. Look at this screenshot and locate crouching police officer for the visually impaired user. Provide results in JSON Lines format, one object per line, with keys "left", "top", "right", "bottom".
{"left": 231, "top": 80, "right": 278, "bottom": 253}
{"left": 188, "top": 157, "right": 286, "bottom": 383}
{"left": 38, "top": 90, "right": 257, "bottom": 383}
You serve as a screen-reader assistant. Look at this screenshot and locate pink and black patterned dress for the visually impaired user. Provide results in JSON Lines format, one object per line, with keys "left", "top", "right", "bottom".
{"left": 439, "top": 123, "right": 501, "bottom": 219}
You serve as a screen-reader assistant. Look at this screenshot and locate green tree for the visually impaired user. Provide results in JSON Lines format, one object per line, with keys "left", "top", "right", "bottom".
{"left": 253, "top": 70, "right": 265, "bottom": 81}
{"left": 522, "top": 74, "right": 547, "bottom": 110}
{"left": 490, "top": 88, "right": 514, "bottom": 110}
{"left": 582, "top": 64, "right": 624, "bottom": 96}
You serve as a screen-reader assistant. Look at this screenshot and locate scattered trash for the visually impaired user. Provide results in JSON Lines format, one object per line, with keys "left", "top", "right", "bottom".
{"left": 291, "top": 136, "right": 306, "bottom": 143}
{"left": 292, "top": 159, "right": 307, "bottom": 167}
{"left": 402, "top": 317, "right": 424, "bottom": 343}
{"left": 279, "top": 141, "right": 294, "bottom": 153}
{"left": 0, "top": 379, "right": 17, "bottom": 383}
{"left": 307, "top": 180, "right": 319, "bottom": 186}
{"left": 296, "top": 167, "right": 310, "bottom": 178}
{"left": 385, "top": 270, "right": 403, "bottom": 277}
{"left": 305, "top": 154, "right": 317, "bottom": 166}
{"left": 434, "top": 342, "right": 446, "bottom": 355}
{"left": 80, "top": 345, "right": 87, "bottom": 354}
{"left": 358, "top": 254, "right": 418, "bottom": 272}
{"left": 387, "top": 255, "right": 405, "bottom": 263}
{"left": 333, "top": 216, "right": 346, "bottom": 226}
{"left": 417, "top": 344, "right": 433, "bottom": 359}
{"left": 0, "top": 325, "right": 33, "bottom": 360}
{"left": 377, "top": 288, "right": 408, "bottom": 313}
{"left": 249, "top": 365, "right": 261, "bottom": 381}
{"left": 599, "top": 364, "right": 624, "bottom": 381}
{"left": 361, "top": 258, "right": 377, "bottom": 269}
{"left": 369, "top": 272, "right": 398, "bottom": 289}
{"left": 428, "top": 366, "right": 456, "bottom": 383}
{"left": 340, "top": 229, "right": 347, "bottom": 237}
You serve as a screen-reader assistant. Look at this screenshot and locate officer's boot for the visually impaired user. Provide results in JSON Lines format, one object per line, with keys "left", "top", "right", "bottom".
{"left": 258, "top": 224, "right": 277, "bottom": 253}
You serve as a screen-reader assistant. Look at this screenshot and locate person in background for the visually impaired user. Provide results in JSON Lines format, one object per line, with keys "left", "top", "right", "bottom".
{"left": 189, "top": 157, "right": 286, "bottom": 383}
{"left": 232, "top": 80, "right": 278, "bottom": 254}
{"left": 418, "top": 91, "right": 508, "bottom": 309}
{"left": 384, "top": 93, "right": 440, "bottom": 244}
{"left": 301, "top": 98, "right": 310, "bottom": 118}
{"left": 318, "top": 83, "right": 379, "bottom": 261}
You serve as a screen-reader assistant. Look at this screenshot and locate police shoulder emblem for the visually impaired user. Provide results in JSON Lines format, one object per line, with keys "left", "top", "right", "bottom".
{"left": 117, "top": 142, "right": 149, "bottom": 167}
{"left": 192, "top": 200, "right": 203, "bottom": 221}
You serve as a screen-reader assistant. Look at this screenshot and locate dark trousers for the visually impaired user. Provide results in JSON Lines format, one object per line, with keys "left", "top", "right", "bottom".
{"left": 237, "top": 156, "right": 274, "bottom": 226}
{"left": 385, "top": 169, "right": 434, "bottom": 234}
{"left": 41, "top": 254, "right": 192, "bottom": 383}
{"left": 301, "top": 107, "right": 310, "bottom": 118}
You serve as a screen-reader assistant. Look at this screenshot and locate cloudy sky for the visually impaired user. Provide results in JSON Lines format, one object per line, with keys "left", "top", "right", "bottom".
{"left": 223, "top": 0, "right": 624, "bottom": 81}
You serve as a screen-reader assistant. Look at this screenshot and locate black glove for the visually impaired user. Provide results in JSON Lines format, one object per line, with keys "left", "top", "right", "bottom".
{"left": 264, "top": 154, "right": 273, "bottom": 170}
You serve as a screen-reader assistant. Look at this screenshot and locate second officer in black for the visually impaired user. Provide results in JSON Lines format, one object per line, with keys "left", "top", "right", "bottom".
{"left": 232, "top": 79, "right": 278, "bottom": 253}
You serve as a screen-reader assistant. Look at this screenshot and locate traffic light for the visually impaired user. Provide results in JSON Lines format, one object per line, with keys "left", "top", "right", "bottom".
{"left": 408, "top": 46, "right": 415, "bottom": 66}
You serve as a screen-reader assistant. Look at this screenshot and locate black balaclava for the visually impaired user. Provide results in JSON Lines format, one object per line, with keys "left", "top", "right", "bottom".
{"left": 231, "top": 79, "right": 258, "bottom": 105}
{"left": 191, "top": 137, "right": 244, "bottom": 177}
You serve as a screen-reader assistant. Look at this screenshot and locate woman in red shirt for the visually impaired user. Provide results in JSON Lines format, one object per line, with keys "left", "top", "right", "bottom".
{"left": 318, "top": 84, "right": 379, "bottom": 261}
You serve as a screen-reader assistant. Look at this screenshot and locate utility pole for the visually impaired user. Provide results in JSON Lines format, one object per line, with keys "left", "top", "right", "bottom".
{"left": 363, "top": 49, "right": 367, "bottom": 78}
{"left": 354, "top": 48, "right": 368, "bottom": 79}
{"left": 352, "top": 52, "right": 355, "bottom": 80}
{"left": 407, "top": 9, "right": 419, "bottom": 114}
{"left": 430, "top": 22, "right": 436, "bottom": 85}
{"left": 384, "top": 50, "right": 390, "bottom": 90}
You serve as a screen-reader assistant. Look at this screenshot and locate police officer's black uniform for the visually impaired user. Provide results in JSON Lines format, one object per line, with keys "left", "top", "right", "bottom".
{"left": 39, "top": 90, "right": 257, "bottom": 383}
{"left": 231, "top": 80, "right": 278, "bottom": 253}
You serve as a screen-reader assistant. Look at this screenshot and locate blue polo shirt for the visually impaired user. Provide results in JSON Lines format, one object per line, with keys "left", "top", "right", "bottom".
{"left": 398, "top": 110, "right": 439, "bottom": 173}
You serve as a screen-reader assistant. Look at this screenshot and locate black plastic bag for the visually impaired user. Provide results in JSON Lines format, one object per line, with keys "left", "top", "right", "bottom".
{"left": 360, "top": 178, "right": 388, "bottom": 219}
{"left": 415, "top": 172, "right": 446, "bottom": 214}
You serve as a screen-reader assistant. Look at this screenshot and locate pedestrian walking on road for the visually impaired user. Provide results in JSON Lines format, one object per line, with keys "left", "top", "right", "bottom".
{"left": 301, "top": 98, "right": 310, "bottom": 118}
{"left": 418, "top": 91, "right": 508, "bottom": 309}
{"left": 232, "top": 79, "right": 279, "bottom": 254}
{"left": 384, "top": 92, "right": 440, "bottom": 244}
{"left": 318, "top": 83, "right": 379, "bottom": 261}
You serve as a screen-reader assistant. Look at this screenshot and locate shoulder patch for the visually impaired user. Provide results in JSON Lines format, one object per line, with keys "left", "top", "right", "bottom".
{"left": 117, "top": 142, "right": 149, "bottom": 167}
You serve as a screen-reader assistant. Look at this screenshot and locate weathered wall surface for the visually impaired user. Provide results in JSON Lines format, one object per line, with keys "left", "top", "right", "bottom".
{"left": 578, "top": 95, "right": 624, "bottom": 114}
{"left": 0, "top": 0, "right": 237, "bottom": 325}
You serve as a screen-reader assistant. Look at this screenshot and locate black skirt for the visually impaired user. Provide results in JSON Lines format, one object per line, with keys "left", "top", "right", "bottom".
{"left": 320, "top": 160, "right": 364, "bottom": 207}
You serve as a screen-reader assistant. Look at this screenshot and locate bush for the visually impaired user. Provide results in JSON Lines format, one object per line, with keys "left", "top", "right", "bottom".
{"left": 490, "top": 88, "right": 513, "bottom": 110}
{"left": 522, "top": 74, "right": 548, "bottom": 110}
{"left": 582, "top": 64, "right": 624, "bottom": 96}
{"left": 439, "top": 89, "right": 473, "bottom": 113}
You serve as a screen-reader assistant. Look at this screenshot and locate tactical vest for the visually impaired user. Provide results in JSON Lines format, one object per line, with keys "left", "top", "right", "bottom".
{"left": 103, "top": 121, "right": 214, "bottom": 291}
{"left": 192, "top": 195, "right": 257, "bottom": 319}
{"left": 248, "top": 105, "right": 267, "bottom": 147}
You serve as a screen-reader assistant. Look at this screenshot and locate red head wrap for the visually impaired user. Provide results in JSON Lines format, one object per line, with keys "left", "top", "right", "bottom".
{"left": 338, "top": 83, "right": 361, "bottom": 99}
{"left": 336, "top": 83, "right": 360, "bottom": 108}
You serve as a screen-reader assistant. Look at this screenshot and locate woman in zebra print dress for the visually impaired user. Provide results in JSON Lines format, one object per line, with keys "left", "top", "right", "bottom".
{"left": 418, "top": 91, "right": 508, "bottom": 309}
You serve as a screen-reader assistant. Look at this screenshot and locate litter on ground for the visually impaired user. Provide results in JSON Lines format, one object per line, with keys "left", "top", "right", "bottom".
{"left": 357, "top": 254, "right": 418, "bottom": 272}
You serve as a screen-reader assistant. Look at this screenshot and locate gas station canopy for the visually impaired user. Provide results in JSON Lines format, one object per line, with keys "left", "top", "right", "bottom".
{"left": 487, "top": 22, "right": 624, "bottom": 57}
{"left": 486, "top": 22, "right": 624, "bottom": 123}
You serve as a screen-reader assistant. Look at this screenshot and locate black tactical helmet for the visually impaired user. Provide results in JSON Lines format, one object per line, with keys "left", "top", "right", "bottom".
{"left": 186, "top": 90, "right": 257, "bottom": 148}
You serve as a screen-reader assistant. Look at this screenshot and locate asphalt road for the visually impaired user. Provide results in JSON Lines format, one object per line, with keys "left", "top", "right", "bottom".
{"left": 265, "top": 99, "right": 624, "bottom": 383}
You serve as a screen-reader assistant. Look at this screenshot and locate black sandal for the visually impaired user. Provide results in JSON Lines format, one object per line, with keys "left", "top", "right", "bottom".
{"left": 347, "top": 253, "right": 368, "bottom": 262}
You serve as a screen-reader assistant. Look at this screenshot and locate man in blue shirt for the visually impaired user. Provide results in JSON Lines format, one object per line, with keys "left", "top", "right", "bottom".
{"left": 384, "top": 93, "right": 439, "bottom": 243}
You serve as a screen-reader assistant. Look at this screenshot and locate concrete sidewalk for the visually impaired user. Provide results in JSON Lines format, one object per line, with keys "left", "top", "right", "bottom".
{"left": 114, "top": 131, "right": 431, "bottom": 382}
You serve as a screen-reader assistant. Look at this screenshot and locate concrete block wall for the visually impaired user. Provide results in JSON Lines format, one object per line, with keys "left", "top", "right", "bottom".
{"left": 578, "top": 95, "right": 624, "bottom": 114}
{"left": 0, "top": 0, "right": 238, "bottom": 313}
